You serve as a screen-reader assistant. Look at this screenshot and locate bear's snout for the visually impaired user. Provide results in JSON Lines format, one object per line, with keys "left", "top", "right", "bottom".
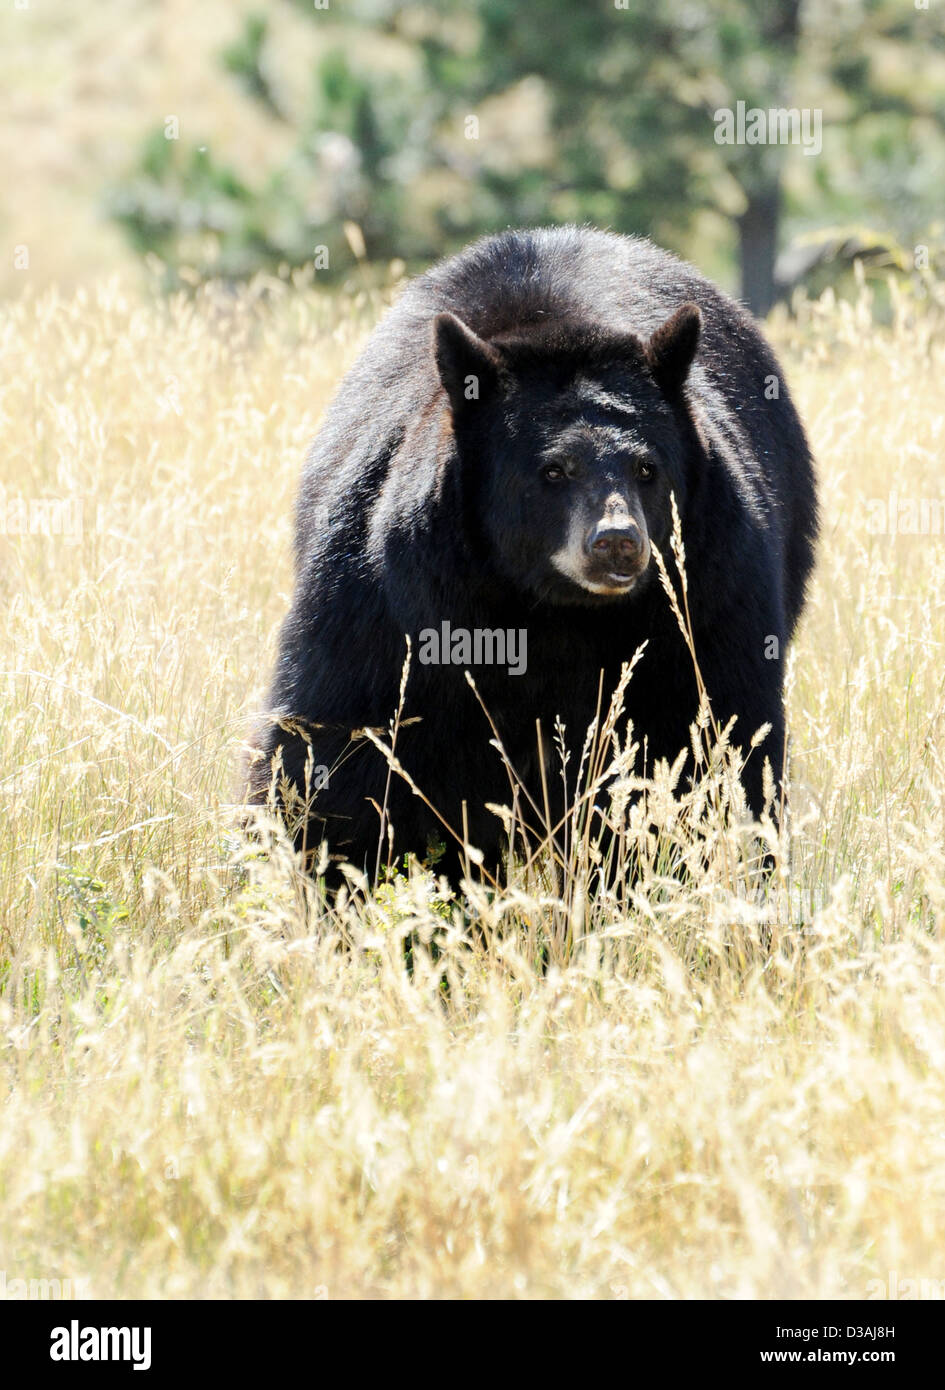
{"left": 585, "top": 518, "right": 650, "bottom": 581}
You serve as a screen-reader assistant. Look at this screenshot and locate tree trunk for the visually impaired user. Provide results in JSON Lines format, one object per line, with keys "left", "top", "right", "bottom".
{"left": 737, "top": 181, "right": 782, "bottom": 318}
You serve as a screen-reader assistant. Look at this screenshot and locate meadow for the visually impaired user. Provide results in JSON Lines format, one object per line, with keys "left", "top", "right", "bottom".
{"left": 1, "top": 265, "right": 944, "bottom": 1299}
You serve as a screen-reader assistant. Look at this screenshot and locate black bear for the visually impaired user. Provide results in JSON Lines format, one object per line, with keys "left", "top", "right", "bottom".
{"left": 247, "top": 226, "right": 817, "bottom": 883}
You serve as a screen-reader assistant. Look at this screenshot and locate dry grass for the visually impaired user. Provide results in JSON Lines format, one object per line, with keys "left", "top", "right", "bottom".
{"left": 1, "top": 266, "right": 945, "bottom": 1299}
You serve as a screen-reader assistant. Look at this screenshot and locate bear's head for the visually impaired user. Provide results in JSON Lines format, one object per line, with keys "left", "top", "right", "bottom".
{"left": 434, "top": 303, "right": 703, "bottom": 606}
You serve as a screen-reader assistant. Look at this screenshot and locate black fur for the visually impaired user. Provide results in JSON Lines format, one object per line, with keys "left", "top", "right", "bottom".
{"left": 247, "top": 227, "right": 818, "bottom": 882}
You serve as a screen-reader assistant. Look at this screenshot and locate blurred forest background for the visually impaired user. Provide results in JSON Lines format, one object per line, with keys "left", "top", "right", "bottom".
{"left": 2, "top": 0, "right": 943, "bottom": 313}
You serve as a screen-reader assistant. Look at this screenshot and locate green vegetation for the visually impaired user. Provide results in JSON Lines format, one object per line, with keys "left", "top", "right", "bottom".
{"left": 108, "top": 1, "right": 945, "bottom": 309}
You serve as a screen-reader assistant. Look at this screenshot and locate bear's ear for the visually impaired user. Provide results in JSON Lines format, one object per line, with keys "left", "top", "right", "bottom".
{"left": 645, "top": 303, "right": 702, "bottom": 395}
{"left": 433, "top": 312, "right": 500, "bottom": 413}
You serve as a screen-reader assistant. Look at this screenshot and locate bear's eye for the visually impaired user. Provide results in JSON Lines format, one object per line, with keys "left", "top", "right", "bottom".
{"left": 636, "top": 460, "right": 656, "bottom": 482}
{"left": 542, "top": 464, "right": 567, "bottom": 482}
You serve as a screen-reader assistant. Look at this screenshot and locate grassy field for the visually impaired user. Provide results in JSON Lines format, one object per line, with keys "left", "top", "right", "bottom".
{"left": 1, "top": 266, "right": 944, "bottom": 1300}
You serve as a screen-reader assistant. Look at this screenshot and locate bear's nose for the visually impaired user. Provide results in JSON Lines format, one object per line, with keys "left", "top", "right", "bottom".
{"left": 586, "top": 521, "right": 644, "bottom": 570}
